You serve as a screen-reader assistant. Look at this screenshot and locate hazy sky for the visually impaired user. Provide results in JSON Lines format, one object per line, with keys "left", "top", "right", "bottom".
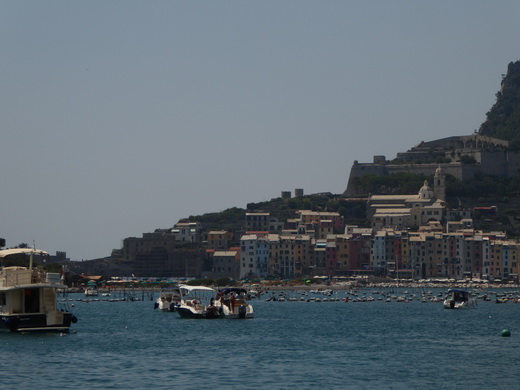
{"left": 1, "top": 1, "right": 519, "bottom": 260}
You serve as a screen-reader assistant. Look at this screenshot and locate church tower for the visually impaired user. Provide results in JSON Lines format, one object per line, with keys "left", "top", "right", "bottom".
{"left": 434, "top": 165, "right": 446, "bottom": 201}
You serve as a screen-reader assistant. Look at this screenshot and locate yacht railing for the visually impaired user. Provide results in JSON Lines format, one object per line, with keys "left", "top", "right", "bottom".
{"left": 0, "top": 269, "right": 62, "bottom": 288}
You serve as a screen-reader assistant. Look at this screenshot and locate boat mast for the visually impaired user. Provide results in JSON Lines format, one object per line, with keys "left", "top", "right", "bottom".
{"left": 29, "top": 240, "right": 36, "bottom": 270}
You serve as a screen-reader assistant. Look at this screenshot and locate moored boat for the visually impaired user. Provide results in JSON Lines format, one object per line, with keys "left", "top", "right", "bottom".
{"left": 176, "top": 285, "right": 220, "bottom": 319}
{"left": 0, "top": 248, "right": 77, "bottom": 332}
{"left": 84, "top": 280, "right": 99, "bottom": 296}
{"left": 154, "top": 288, "right": 181, "bottom": 311}
{"left": 214, "top": 287, "right": 254, "bottom": 319}
{"left": 443, "top": 289, "right": 477, "bottom": 309}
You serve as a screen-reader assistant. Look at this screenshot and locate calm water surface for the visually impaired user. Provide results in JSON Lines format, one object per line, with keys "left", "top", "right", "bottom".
{"left": 1, "top": 289, "right": 519, "bottom": 390}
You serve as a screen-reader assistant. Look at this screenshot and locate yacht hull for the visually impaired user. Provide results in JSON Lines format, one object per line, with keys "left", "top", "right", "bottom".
{"left": 0, "top": 312, "right": 76, "bottom": 332}
{"left": 176, "top": 306, "right": 220, "bottom": 319}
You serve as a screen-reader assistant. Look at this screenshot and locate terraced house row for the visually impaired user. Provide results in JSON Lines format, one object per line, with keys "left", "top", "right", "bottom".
{"left": 236, "top": 201, "right": 520, "bottom": 280}
{"left": 238, "top": 220, "right": 519, "bottom": 281}
{"left": 370, "top": 227, "right": 517, "bottom": 281}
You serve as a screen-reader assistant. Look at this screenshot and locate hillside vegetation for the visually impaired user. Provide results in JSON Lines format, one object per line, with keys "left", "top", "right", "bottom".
{"left": 187, "top": 194, "right": 368, "bottom": 230}
{"left": 479, "top": 60, "right": 520, "bottom": 147}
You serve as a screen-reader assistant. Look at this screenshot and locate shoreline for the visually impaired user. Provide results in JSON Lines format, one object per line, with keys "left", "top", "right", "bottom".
{"left": 66, "top": 281, "right": 520, "bottom": 294}
{"left": 246, "top": 282, "right": 520, "bottom": 291}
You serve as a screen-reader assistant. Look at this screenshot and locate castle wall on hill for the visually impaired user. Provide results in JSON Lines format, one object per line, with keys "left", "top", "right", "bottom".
{"left": 344, "top": 161, "right": 388, "bottom": 196}
{"left": 343, "top": 161, "right": 463, "bottom": 196}
{"left": 476, "top": 151, "right": 508, "bottom": 176}
{"left": 505, "top": 151, "right": 520, "bottom": 176}
{"left": 344, "top": 150, "right": 520, "bottom": 196}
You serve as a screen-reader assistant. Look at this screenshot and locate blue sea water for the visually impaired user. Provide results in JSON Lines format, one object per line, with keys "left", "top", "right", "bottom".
{"left": 1, "top": 288, "right": 519, "bottom": 390}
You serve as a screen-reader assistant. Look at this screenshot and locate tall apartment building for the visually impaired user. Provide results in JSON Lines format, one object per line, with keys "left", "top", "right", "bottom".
{"left": 245, "top": 212, "right": 284, "bottom": 233}
{"left": 331, "top": 235, "right": 350, "bottom": 275}
{"left": 240, "top": 233, "right": 269, "bottom": 278}
{"left": 489, "top": 240, "right": 519, "bottom": 280}
{"left": 245, "top": 213, "right": 270, "bottom": 232}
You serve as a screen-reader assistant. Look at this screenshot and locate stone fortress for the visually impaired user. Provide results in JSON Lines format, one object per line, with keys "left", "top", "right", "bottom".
{"left": 343, "top": 133, "right": 520, "bottom": 197}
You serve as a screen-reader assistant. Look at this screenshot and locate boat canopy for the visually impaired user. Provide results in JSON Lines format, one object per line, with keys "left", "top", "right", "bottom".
{"left": 179, "top": 285, "right": 215, "bottom": 292}
{"left": 0, "top": 248, "right": 48, "bottom": 258}
{"left": 448, "top": 289, "right": 470, "bottom": 300}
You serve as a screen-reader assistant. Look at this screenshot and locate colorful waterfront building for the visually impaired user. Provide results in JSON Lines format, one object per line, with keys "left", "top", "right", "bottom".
{"left": 240, "top": 233, "right": 269, "bottom": 279}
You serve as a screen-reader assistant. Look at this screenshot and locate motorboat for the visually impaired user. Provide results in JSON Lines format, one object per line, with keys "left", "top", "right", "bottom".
{"left": 0, "top": 248, "right": 77, "bottom": 332}
{"left": 84, "top": 281, "right": 99, "bottom": 296}
{"left": 443, "top": 289, "right": 477, "bottom": 309}
{"left": 176, "top": 285, "right": 221, "bottom": 319}
{"left": 214, "top": 288, "right": 254, "bottom": 319}
{"left": 154, "top": 288, "right": 181, "bottom": 311}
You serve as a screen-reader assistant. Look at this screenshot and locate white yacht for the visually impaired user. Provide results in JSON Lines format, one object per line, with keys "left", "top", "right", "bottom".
{"left": 0, "top": 248, "right": 77, "bottom": 332}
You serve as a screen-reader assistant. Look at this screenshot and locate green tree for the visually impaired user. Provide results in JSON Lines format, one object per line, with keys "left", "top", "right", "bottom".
{"left": 460, "top": 155, "right": 477, "bottom": 164}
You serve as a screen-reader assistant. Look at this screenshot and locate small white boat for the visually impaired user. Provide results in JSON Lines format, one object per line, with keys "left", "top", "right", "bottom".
{"left": 176, "top": 286, "right": 254, "bottom": 319}
{"left": 154, "top": 289, "right": 181, "bottom": 311}
{"left": 84, "top": 281, "right": 99, "bottom": 297}
{"left": 0, "top": 248, "right": 77, "bottom": 332}
{"left": 176, "top": 285, "right": 221, "bottom": 319}
{"left": 214, "top": 288, "right": 254, "bottom": 319}
{"left": 443, "top": 289, "right": 476, "bottom": 309}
